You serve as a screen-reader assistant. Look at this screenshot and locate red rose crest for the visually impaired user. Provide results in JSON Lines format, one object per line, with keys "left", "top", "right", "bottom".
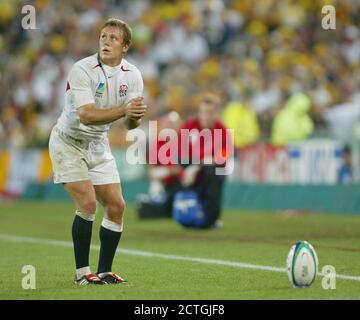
{"left": 119, "top": 84, "right": 128, "bottom": 97}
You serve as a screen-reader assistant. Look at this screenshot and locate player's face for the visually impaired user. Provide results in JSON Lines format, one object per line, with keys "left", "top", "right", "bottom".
{"left": 99, "top": 26, "right": 129, "bottom": 66}
{"left": 199, "top": 103, "right": 217, "bottom": 128}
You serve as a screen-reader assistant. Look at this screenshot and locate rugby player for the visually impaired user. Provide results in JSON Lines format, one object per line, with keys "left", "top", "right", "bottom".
{"left": 49, "top": 18, "right": 146, "bottom": 285}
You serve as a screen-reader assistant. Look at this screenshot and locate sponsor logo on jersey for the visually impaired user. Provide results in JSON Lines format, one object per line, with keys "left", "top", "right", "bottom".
{"left": 119, "top": 84, "right": 128, "bottom": 97}
{"left": 95, "top": 82, "right": 105, "bottom": 97}
{"left": 121, "top": 66, "right": 130, "bottom": 72}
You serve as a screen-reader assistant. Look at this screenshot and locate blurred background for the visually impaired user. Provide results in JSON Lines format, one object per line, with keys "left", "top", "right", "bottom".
{"left": 1, "top": 0, "right": 360, "bottom": 213}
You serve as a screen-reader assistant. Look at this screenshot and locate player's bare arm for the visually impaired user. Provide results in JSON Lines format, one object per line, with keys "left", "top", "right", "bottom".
{"left": 124, "top": 116, "right": 142, "bottom": 130}
{"left": 78, "top": 97, "right": 147, "bottom": 126}
{"left": 48, "top": 18, "right": 147, "bottom": 286}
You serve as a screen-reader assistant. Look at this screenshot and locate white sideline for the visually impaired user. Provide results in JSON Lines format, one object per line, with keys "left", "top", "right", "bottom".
{"left": 0, "top": 233, "right": 360, "bottom": 282}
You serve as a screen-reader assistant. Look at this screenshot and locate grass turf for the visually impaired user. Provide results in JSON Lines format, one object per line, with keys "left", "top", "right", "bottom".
{"left": 0, "top": 201, "right": 360, "bottom": 299}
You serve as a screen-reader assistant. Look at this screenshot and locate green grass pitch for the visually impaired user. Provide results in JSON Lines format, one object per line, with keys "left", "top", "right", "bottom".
{"left": 0, "top": 201, "right": 360, "bottom": 299}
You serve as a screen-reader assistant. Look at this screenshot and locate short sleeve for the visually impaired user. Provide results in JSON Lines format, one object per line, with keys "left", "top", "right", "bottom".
{"left": 68, "top": 65, "right": 95, "bottom": 108}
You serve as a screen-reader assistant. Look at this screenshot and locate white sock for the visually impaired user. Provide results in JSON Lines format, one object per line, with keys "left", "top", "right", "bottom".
{"left": 101, "top": 217, "right": 123, "bottom": 233}
{"left": 76, "top": 210, "right": 95, "bottom": 222}
{"left": 98, "top": 272, "right": 112, "bottom": 278}
{"left": 76, "top": 266, "right": 91, "bottom": 280}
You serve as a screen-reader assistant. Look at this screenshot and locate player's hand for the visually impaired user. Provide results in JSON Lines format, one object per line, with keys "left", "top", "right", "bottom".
{"left": 125, "top": 97, "right": 147, "bottom": 119}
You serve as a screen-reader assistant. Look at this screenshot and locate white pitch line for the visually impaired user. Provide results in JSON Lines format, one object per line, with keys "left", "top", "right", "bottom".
{"left": 0, "top": 233, "right": 360, "bottom": 282}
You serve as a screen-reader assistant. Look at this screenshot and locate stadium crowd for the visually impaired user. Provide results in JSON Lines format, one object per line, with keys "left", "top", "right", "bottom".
{"left": 1, "top": 0, "right": 360, "bottom": 149}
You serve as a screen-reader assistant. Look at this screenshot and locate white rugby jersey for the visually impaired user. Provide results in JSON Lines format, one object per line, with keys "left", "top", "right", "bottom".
{"left": 56, "top": 53, "right": 144, "bottom": 141}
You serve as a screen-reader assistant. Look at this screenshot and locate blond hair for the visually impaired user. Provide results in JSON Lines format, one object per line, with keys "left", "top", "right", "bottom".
{"left": 201, "top": 93, "right": 221, "bottom": 109}
{"left": 101, "top": 18, "right": 132, "bottom": 47}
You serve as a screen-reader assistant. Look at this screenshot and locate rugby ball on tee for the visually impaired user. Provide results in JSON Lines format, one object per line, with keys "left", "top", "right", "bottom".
{"left": 286, "top": 241, "right": 318, "bottom": 288}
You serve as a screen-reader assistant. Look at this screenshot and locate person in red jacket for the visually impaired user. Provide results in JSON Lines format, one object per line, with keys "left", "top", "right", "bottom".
{"left": 145, "top": 111, "right": 183, "bottom": 217}
{"left": 178, "top": 94, "right": 233, "bottom": 228}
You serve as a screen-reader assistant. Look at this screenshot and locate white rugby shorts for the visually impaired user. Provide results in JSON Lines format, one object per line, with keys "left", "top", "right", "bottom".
{"left": 49, "top": 126, "right": 120, "bottom": 185}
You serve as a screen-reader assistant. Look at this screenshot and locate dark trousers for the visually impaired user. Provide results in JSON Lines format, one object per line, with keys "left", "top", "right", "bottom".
{"left": 158, "top": 166, "right": 225, "bottom": 226}
{"left": 192, "top": 165, "right": 225, "bottom": 228}
{"left": 163, "top": 179, "right": 183, "bottom": 216}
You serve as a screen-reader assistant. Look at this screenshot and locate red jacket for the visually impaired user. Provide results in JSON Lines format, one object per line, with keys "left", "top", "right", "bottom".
{"left": 178, "top": 118, "right": 233, "bottom": 165}
{"left": 148, "top": 138, "right": 180, "bottom": 185}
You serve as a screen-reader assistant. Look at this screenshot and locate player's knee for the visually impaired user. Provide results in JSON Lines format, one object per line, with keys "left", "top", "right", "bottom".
{"left": 106, "top": 199, "right": 126, "bottom": 222}
{"left": 80, "top": 198, "right": 97, "bottom": 214}
{"left": 112, "top": 198, "right": 125, "bottom": 214}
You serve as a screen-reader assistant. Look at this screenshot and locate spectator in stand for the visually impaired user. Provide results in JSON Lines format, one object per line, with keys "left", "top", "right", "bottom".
{"left": 322, "top": 98, "right": 360, "bottom": 142}
{"left": 271, "top": 93, "right": 314, "bottom": 146}
{"left": 222, "top": 89, "right": 260, "bottom": 148}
